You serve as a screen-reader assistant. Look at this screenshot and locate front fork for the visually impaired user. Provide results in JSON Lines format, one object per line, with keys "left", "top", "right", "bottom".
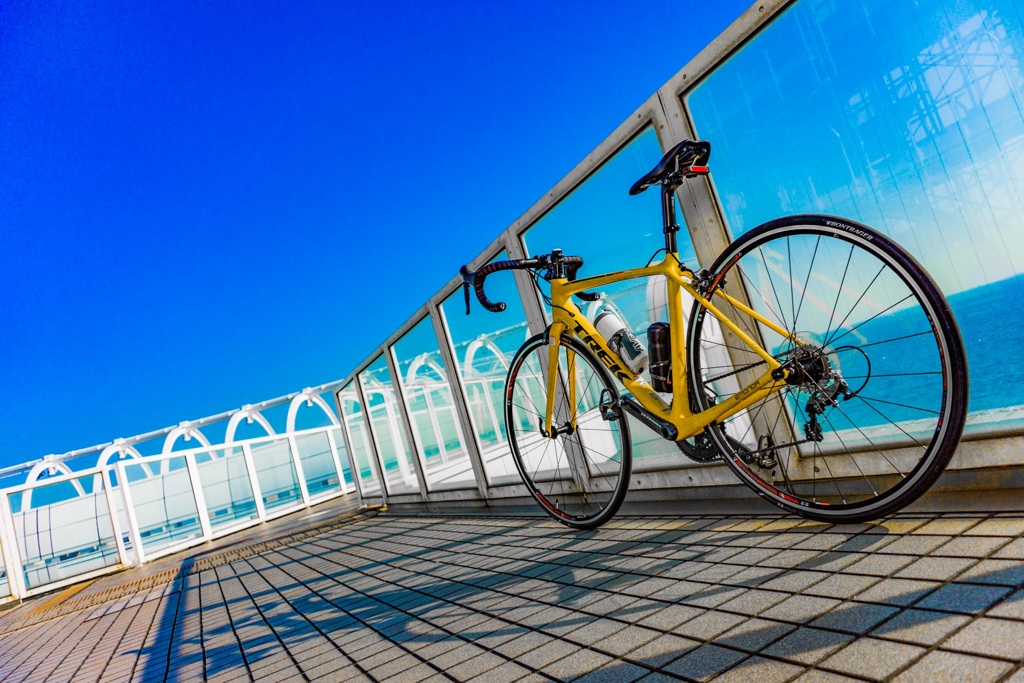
{"left": 543, "top": 327, "right": 577, "bottom": 437}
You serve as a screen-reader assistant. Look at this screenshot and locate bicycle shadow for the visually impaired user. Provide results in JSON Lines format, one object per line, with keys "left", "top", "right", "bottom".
{"left": 130, "top": 516, "right": 1024, "bottom": 681}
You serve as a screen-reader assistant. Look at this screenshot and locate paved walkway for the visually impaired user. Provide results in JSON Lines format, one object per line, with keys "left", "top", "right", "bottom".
{"left": 1, "top": 507, "right": 1024, "bottom": 682}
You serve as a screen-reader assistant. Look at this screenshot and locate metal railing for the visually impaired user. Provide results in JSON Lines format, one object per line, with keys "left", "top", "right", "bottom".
{"left": 0, "top": 426, "right": 354, "bottom": 601}
{"left": 4, "top": 0, "right": 1024, "bottom": 601}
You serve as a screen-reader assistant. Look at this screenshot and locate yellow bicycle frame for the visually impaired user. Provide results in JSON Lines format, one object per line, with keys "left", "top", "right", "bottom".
{"left": 542, "top": 253, "right": 796, "bottom": 441}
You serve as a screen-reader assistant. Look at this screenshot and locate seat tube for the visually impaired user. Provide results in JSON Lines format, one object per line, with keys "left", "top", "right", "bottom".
{"left": 667, "top": 269, "right": 688, "bottom": 416}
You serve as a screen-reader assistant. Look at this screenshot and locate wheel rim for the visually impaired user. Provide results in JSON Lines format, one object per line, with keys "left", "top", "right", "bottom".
{"left": 506, "top": 337, "right": 629, "bottom": 524}
{"left": 689, "top": 221, "right": 959, "bottom": 515}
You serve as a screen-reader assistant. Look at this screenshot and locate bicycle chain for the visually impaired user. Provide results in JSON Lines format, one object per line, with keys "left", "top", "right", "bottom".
{"left": 700, "top": 359, "right": 824, "bottom": 459}
{"left": 704, "top": 359, "right": 767, "bottom": 385}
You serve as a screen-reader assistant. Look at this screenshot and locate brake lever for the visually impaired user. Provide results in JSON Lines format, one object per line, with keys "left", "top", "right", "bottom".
{"left": 459, "top": 265, "right": 473, "bottom": 315}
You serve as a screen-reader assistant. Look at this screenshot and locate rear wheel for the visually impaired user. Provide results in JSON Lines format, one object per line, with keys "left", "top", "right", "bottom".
{"left": 505, "top": 333, "right": 631, "bottom": 529}
{"left": 686, "top": 215, "right": 968, "bottom": 522}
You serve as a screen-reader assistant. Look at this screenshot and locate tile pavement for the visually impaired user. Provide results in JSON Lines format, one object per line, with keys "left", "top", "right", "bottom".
{"left": 0, "top": 509, "right": 1023, "bottom": 682}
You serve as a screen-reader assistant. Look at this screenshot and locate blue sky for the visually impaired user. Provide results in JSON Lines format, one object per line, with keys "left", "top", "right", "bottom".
{"left": 0, "top": 0, "right": 750, "bottom": 467}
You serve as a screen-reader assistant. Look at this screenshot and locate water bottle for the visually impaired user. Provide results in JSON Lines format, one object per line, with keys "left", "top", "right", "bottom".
{"left": 647, "top": 322, "right": 672, "bottom": 393}
{"left": 594, "top": 309, "right": 648, "bottom": 375}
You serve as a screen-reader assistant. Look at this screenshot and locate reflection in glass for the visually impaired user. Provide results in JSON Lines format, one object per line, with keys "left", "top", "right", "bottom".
{"left": 8, "top": 475, "right": 120, "bottom": 590}
{"left": 124, "top": 458, "right": 203, "bottom": 556}
{"left": 392, "top": 316, "right": 475, "bottom": 489}
{"left": 521, "top": 127, "right": 692, "bottom": 466}
{"left": 358, "top": 357, "right": 420, "bottom": 495}
{"left": 294, "top": 432, "right": 342, "bottom": 498}
{"left": 439, "top": 251, "right": 533, "bottom": 485}
{"left": 338, "top": 383, "right": 383, "bottom": 496}
{"left": 249, "top": 438, "right": 303, "bottom": 511}
{"left": 687, "top": 0, "right": 1024, "bottom": 429}
{"left": 194, "top": 447, "right": 258, "bottom": 528}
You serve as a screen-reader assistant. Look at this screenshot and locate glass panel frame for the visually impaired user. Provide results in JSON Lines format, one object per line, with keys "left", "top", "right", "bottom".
{"left": 6, "top": 472, "right": 121, "bottom": 592}
{"left": 337, "top": 382, "right": 384, "bottom": 497}
{"left": 684, "top": 0, "right": 1024, "bottom": 435}
{"left": 391, "top": 314, "right": 477, "bottom": 491}
{"left": 248, "top": 437, "right": 303, "bottom": 512}
{"left": 294, "top": 431, "right": 343, "bottom": 499}
{"left": 438, "top": 250, "right": 535, "bottom": 485}
{"left": 330, "top": 428, "right": 355, "bottom": 491}
{"left": 358, "top": 355, "right": 421, "bottom": 496}
{"left": 193, "top": 446, "right": 259, "bottom": 529}
{"left": 122, "top": 456, "right": 204, "bottom": 557}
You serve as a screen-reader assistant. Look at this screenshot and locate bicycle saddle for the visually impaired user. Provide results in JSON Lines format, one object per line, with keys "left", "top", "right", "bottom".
{"left": 629, "top": 139, "right": 711, "bottom": 195}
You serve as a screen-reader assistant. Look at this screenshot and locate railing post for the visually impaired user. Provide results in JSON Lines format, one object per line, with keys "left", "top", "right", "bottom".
{"left": 324, "top": 428, "right": 352, "bottom": 493}
{"left": 383, "top": 346, "right": 430, "bottom": 498}
{"left": 101, "top": 468, "right": 130, "bottom": 568}
{"left": 0, "top": 494, "right": 25, "bottom": 599}
{"left": 353, "top": 379, "right": 391, "bottom": 504}
{"left": 117, "top": 461, "right": 147, "bottom": 565}
{"left": 287, "top": 435, "right": 311, "bottom": 506}
{"left": 504, "top": 232, "right": 551, "bottom": 338}
{"left": 241, "top": 443, "right": 267, "bottom": 521}
{"left": 333, "top": 389, "right": 374, "bottom": 501}
{"left": 184, "top": 453, "right": 213, "bottom": 539}
{"left": 428, "top": 302, "right": 490, "bottom": 498}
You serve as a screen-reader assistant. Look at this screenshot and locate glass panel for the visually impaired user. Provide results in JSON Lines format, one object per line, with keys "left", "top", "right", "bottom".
{"left": 391, "top": 315, "right": 475, "bottom": 489}
{"left": 194, "top": 447, "right": 258, "bottom": 528}
{"left": 8, "top": 474, "right": 119, "bottom": 591}
{"left": 124, "top": 457, "right": 203, "bottom": 556}
{"left": 331, "top": 428, "right": 355, "bottom": 490}
{"left": 521, "top": 127, "right": 689, "bottom": 466}
{"left": 686, "top": 0, "right": 1024, "bottom": 432}
{"left": 249, "top": 438, "right": 303, "bottom": 511}
{"left": 359, "top": 356, "right": 420, "bottom": 495}
{"left": 338, "top": 383, "right": 383, "bottom": 496}
{"left": 294, "top": 431, "right": 342, "bottom": 499}
{"left": 440, "top": 252, "right": 532, "bottom": 485}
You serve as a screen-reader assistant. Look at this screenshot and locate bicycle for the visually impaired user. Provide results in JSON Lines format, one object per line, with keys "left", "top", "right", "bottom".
{"left": 460, "top": 139, "right": 968, "bottom": 530}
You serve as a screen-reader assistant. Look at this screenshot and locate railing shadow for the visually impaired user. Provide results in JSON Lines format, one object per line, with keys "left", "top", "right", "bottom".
{"left": 128, "top": 517, "right": 1024, "bottom": 680}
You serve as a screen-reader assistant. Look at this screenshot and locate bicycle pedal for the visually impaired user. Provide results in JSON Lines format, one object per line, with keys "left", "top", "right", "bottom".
{"left": 598, "top": 389, "right": 620, "bottom": 421}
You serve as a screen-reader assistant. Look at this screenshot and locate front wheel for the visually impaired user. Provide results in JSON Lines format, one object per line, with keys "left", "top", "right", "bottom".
{"left": 686, "top": 215, "right": 968, "bottom": 523}
{"left": 505, "top": 333, "right": 632, "bottom": 530}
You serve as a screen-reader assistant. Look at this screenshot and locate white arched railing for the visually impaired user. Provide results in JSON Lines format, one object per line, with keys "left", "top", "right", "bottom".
{"left": 224, "top": 406, "right": 277, "bottom": 444}
{"left": 285, "top": 390, "right": 339, "bottom": 432}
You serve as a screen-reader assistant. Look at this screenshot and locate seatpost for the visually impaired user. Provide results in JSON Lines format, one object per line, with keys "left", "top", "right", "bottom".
{"left": 661, "top": 180, "right": 681, "bottom": 254}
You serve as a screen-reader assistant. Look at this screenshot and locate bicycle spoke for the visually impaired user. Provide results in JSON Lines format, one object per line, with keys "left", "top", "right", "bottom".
{"left": 687, "top": 218, "right": 964, "bottom": 521}
{"left": 792, "top": 235, "right": 821, "bottom": 332}
{"left": 827, "top": 293, "right": 915, "bottom": 348}
{"left": 822, "top": 244, "right": 856, "bottom": 343}
{"left": 759, "top": 245, "right": 790, "bottom": 333}
{"left": 853, "top": 395, "right": 939, "bottom": 416}
{"left": 858, "top": 330, "right": 934, "bottom": 349}
{"left": 507, "top": 336, "right": 629, "bottom": 528}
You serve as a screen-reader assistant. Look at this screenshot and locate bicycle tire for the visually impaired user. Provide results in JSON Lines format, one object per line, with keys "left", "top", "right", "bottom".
{"left": 505, "top": 332, "right": 632, "bottom": 529}
{"left": 686, "top": 215, "right": 968, "bottom": 523}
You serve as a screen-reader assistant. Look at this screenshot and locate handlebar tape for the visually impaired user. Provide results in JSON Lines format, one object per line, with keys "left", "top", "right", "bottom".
{"left": 460, "top": 254, "right": 598, "bottom": 314}
{"left": 461, "top": 260, "right": 520, "bottom": 314}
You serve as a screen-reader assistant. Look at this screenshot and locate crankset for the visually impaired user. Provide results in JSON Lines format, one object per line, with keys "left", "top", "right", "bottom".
{"left": 677, "top": 431, "right": 722, "bottom": 463}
